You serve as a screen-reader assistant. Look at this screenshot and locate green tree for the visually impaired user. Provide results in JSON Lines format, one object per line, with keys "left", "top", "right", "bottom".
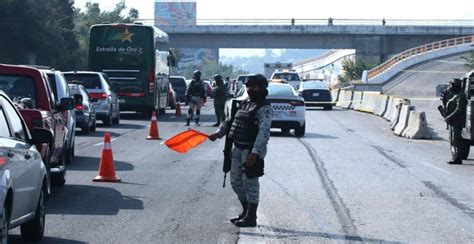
{"left": 0, "top": 0, "right": 79, "bottom": 69}
{"left": 74, "top": 0, "right": 139, "bottom": 69}
{"left": 462, "top": 51, "right": 474, "bottom": 70}
{"left": 338, "top": 58, "right": 378, "bottom": 83}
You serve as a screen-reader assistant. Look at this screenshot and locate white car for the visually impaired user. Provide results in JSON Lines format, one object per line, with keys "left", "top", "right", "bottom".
{"left": 230, "top": 83, "right": 306, "bottom": 136}
{"left": 270, "top": 70, "right": 302, "bottom": 90}
{"left": 0, "top": 91, "right": 53, "bottom": 242}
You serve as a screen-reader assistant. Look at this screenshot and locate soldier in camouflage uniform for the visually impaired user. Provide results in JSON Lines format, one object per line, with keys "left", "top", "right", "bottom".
{"left": 445, "top": 78, "right": 468, "bottom": 164}
{"left": 212, "top": 74, "right": 229, "bottom": 126}
{"left": 185, "top": 70, "right": 206, "bottom": 126}
{"left": 209, "top": 74, "right": 272, "bottom": 227}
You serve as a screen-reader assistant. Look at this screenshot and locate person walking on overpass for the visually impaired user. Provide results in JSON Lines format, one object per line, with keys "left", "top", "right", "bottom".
{"left": 444, "top": 78, "right": 468, "bottom": 164}
{"left": 185, "top": 70, "right": 206, "bottom": 126}
{"left": 212, "top": 74, "right": 228, "bottom": 126}
{"left": 209, "top": 74, "right": 273, "bottom": 227}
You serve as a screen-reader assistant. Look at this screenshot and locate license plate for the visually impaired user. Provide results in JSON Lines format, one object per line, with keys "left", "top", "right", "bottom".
{"left": 313, "top": 93, "right": 320, "bottom": 97}
{"left": 289, "top": 111, "right": 297, "bottom": 117}
{"left": 119, "top": 99, "right": 126, "bottom": 103}
{"left": 273, "top": 111, "right": 284, "bottom": 118}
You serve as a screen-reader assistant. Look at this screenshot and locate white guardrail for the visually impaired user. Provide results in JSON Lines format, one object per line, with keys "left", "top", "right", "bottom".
{"left": 366, "top": 35, "right": 474, "bottom": 83}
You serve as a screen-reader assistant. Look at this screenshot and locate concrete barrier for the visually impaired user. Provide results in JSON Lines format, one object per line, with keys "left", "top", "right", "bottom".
{"left": 389, "top": 98, "right": 403, "bottom": 126}
{"left": 350, "top": 91, "right": 364, "bottom": 110}
{"left": 402, "top": 111, "right": 432, "bottom": 139}
{"left": 393, "top": 104, "right": 414, "bottom": 136}
{"left": 335, "top": 90, "right": 345, "bottom": 107}
{"left": 331, "top": 89, "right": 340, "bottom": 104}
{"left": 374, "top": 95, "right": 389, "bottom": 117}
{"left": 339, "top": 90, "right": 353, "bottom": 109}
{"left": 383, "top": 96, "right": 395, "bottom": 120}
{"left": 358, "top": 91, "right": 380, "bottom": 113}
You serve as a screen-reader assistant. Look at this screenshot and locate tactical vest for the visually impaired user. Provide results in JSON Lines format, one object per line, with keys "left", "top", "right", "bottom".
{"left": 229, "top": 100, "right": 269, "bottom": 144}
{"left": 188, "top": 80, "right": 205, "bottom": 97}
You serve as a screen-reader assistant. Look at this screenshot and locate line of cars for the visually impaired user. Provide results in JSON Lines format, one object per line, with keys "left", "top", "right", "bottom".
{"left": 0, "top": 64, "right": 122, "bottom": 242}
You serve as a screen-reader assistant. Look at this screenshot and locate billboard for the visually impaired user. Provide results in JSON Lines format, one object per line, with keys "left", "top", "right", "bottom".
{"left": 154, "top": 1, "right": 196, "bottom": 26}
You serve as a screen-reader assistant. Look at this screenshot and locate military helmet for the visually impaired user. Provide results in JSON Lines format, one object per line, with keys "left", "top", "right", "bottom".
{"left": 449, "top": 78, "right": 462, "bottom": 85}
{"left": 213, "top": 74, "right": 223, "bottom": 82}
{"left": 244, "top": 74, "right": 268, "bottom": 89}
{"left": 193, "top": 70, "right": 202, "bottom": 79}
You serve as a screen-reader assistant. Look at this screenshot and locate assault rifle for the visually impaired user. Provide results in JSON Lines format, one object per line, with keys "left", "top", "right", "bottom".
{"left": 222, "top": 99, "right": 240, "bottom": 187}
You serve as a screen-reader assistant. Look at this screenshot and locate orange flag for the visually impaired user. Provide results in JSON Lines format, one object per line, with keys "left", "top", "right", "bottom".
{"left": 165, "top": 129, "right": 209, "bottom": 153}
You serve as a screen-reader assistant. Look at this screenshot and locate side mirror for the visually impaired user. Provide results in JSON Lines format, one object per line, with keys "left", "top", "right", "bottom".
{"left": 59, "top": 97, "right": 74, "bottom": 110}
{"left": 30, "top": 128, "right": 54, "bottom": 144}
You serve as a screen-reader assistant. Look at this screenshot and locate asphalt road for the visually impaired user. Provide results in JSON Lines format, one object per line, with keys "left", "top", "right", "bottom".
{"left": 383, "top": 52, "right": 471, "bottom": 140}
{"left": 9, "top": 102, "right": 474, "bottom": 243}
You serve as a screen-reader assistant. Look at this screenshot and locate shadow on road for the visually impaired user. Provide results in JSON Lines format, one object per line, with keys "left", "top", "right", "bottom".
{"left": 75, "top": 130, "right": 121, "bottom": 138}
{"left": 241, "top": 226, "right": 402, "bottom": 243}
{"left": 47, "top": 184, "right": 144, "bottom": 215}
{"left": 301, "top": 132, "right": 338, "bottom": 139}
{"left": 9, "top": 236, "right": 87, "bottom": 244}
{"left": 69, "top": 156, "right": 134, "bottom": 171}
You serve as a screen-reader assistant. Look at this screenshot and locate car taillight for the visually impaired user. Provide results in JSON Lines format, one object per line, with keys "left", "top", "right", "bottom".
{"left": 289, "top": 100, "right": 305, "bottom": 106}
{"left": 148, "top": 71, "right": 155, "bottom": 93}
{"left": 0, "top": 157, "right": 8, "bottom": 166}
{"left": 75, "top": 104, "right": 84, "bottom": 110}
{"left": 32, "top": 118, "right": 43, "bottom": 128}
{"left": 89, "top": 93, "right": 107, "bottom": 100}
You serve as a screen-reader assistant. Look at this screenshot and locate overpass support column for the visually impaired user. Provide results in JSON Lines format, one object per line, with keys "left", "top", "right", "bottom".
{"left": 355, "top": 36, "right": 385, "bottom": 64}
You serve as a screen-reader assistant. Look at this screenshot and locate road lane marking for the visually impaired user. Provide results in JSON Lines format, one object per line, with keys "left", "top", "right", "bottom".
{"left": 418, "top": 161, "right": 451, "bottom": 175}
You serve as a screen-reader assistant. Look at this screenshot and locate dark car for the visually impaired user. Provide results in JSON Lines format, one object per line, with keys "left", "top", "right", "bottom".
{"left": 68, "top": 84, "right": 97, "bottom": 134}
{"left": 297, "top": 81, "right": 333, "bottom": 110}
{"left": 0, "top": 64, "right": 74, "bottom": 187}
{"left": 0, "top": 90, "right": 53, "bottom": 243}
{"left": 169, "top": 76, "right": 187, "bottom": 103}
{"left": 63, "top": 71, "right": 120, "bottom": 125}
{"left": 40, "top": 69, "right": 76, "bottom": 164}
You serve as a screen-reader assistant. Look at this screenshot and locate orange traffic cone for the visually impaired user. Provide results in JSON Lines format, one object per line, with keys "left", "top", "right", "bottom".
{"left": 93, "top": 133, "right": 121, "bottom": 182}
{"left": 147, "top": 111, "right": 161, "bottom": 140}
{"left": 175, "top": 102, "right": 182, "bottom": 116}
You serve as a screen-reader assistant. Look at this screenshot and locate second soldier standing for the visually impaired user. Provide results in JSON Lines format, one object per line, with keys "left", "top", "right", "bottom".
{"left": 212, "top": 74, "right": 228, "bottom": 126}
{"left": 185, "top": 70, "right": 206, "bottom": 126}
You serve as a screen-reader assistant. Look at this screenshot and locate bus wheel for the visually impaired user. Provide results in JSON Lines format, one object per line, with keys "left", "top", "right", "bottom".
{"left": 159, "top": 108, "right": 166, "bottom": 115}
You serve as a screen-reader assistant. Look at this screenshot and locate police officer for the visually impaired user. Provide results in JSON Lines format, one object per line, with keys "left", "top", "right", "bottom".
{"left": 212, "top": 74, "right": 228, "bottom": 127}
{"left": 444, "top": 78, "right": 468, "bottom": 164}
{"left": 209, "top": 74, "right": 272, "bottom": 227}
{"left": 185, "top": 70, "right": 206, "bottom": 126}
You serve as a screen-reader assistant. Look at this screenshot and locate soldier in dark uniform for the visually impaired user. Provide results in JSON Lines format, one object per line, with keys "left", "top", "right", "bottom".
{"left": 212, "top": 74, "right": 228, "bottom": 126}
{"left": 209, "top": 74, "right": 272, "bottom": 227}
{"left": 185, "top": 70, "right": 206, "bottom": 126}
{"left": 444, "top": 78, "right": 468, "bottom": 164}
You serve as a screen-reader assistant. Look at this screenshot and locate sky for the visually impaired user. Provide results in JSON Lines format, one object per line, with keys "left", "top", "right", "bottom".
{"left": 74, "top": 0, "right": 474, "bottom": 57}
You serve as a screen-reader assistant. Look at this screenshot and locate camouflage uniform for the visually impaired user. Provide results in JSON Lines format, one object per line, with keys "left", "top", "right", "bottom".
{"left": 216, "top": 100, "right": 272, "bottom": 204}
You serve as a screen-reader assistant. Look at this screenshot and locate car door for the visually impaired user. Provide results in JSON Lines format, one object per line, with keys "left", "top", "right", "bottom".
{"left": 1, "top": 97, "right": 40, "bottom": 218}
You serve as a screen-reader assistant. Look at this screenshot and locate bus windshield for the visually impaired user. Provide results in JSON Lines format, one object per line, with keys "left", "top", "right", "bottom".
{"left": 89, "top": 25, "right": 153, "bottom": 69}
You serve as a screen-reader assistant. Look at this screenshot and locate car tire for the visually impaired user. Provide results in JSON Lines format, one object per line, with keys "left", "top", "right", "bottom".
{"left": 52, "top": 152, "right": 66, "bottom": 187}
{"left": 20, "top": 185, "right": 45, "bottom": 242}
{"left": 281, "top": 128, "right": 290, "bottom": 134}
{"left": 1, "top": 202, "right": 10, "bottom": 244}
{"left": 103, "top": 114, "right": 112, "bottom": 126}
{"left": 82, "top": 124, "right": 90, "bottom": 134}
{"left": 295, "top": 123, "right": 306, "bottom": 137}
{"left": 91, "top": 119, "right": 97, "bottom": 132}
{"left": 112, "top": 111, "right": 120, "bottom": 125}
{"left": 324, "top": 105, "right": 333, "bottom": 110}
{"left": 65, "top": 142, "right": 73, "bottom": 165}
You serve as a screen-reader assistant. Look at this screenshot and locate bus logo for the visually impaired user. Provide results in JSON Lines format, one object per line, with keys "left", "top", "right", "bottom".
{"left": 111, "top": 28, "right": 135, "bottom": 43}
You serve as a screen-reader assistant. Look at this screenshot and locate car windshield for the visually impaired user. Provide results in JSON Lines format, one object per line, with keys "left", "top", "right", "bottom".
{"left": 268, "top": 84, "right": 296, "bottom": 96}
{"left": 0, "top": 75, "right": 37, "bottom": 101}
{"left": 64, "top": 73, "right": 102, "bottom": 89}
{"left": 272, "top": 73, "right": 300, "bottom": 81}
{"left": 302, "top": 82, "right": 327, "bottom": 89}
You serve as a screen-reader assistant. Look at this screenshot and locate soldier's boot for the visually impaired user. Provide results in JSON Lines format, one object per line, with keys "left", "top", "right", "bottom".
{"left": 235, "top": 202, "right": 257, "bottom": 227}
{"left": 230, "top": 200, "right": 248, "bottom": 223}
{"left": 195, "top": 119, "right": 200, "bottom": 126}
{"left": 185, "top": 118, "right": 190, "bottom": 126}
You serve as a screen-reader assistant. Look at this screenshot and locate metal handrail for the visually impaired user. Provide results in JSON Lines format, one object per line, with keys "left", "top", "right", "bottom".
{"left": 367, "top": 35, "right": 474, "bottom": 80}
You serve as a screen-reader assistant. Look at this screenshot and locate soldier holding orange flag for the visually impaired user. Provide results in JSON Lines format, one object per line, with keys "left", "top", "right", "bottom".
{"left": 209, "top": 74, "right": 272, "bottom": 228}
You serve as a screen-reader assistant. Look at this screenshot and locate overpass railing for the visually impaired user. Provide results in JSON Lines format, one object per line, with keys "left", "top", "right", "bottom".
{"left": 367, "top": 35, "right": 474, "bottom": 80}
{"left": 143, "top": 18, "right": 474, "bottom": 26}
